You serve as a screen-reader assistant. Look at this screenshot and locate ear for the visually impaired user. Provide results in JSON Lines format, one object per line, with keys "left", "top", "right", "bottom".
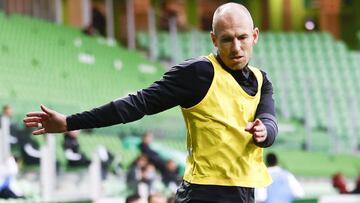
{"left": 252, "top": 27, "right": 259, "bottom": 45}
{"left": 210, "top": 31, "right": 218, "bottom": 48}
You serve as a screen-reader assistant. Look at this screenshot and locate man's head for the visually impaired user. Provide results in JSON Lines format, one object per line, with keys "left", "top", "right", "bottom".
{"left": 148, "top": 192, "right": 168, "bottom": 203}
{"left": 266, "top": 152, "right": 278, "bottom": 167}
{"left": 67, "top": 130, "right": 80, "bottom": 138}
{"left": 211, "top": 3, "right": 259, "bottom": 70}
{"left": 125, "top": 194, "right": 142, "bottom": 203}
{"left": 2, "top": 104, "right": 12, "bottom": 117}
{"left": 142, "top": 131, "right": 153, "bottom": 144}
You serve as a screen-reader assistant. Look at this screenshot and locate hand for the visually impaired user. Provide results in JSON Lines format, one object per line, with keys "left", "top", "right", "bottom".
{"left": 245, "top": 118, "right": 267, "bottom": 143}
{"left": 23, "top": 104, "right": 67, "bottom": 135}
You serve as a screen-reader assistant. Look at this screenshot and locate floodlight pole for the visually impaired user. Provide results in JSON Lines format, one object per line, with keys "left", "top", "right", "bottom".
{"left": 0, "top": 116, "right": 11, "bottom": 164}
{"left": 105, "top": 0, "right": 114, "bottom": 39}
{"left": 41, "top": 133, "right": 57, "bottom": 202}
{"left": 54, "top": 0, "right": 62, "bottom": 24}
{"left": 169, "top": 15, "right": 178, "bottom": 64}
{"left": 303, "top": 77, "right": 312, "bottom": 151}
{"left": 82, "top": 0, "right": 91, "bottom": 28}
{"left": 90, "top": 147, "right": 102, "bottom": 200}
{"left": 126, "top": 0, "right": 136, "bottom": 49}
{"left": 327, "top": 91, "right": 338, "bottom": 154}
{"left": 148, "top": 6, "right": 158, "bottom": 60}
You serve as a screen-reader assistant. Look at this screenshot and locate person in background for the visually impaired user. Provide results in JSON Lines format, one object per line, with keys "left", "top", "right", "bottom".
{"left": 256, "top": 153, "right": 304, "bottom": 203}
{"left": 332, "top": 171, "right": 360, "bottom": 194}
{"left": 127, "top": 154, "right": 150, "bottom": 192}
{"left": 148, "top": 192, "right": 168, "bottom": 203}
{"left": 125, "top": 193, "right": 144, "bottom": 203}
{"left": 139, "top": 132, "right": 166, "bottom": 173}
{"left": 97, "top": 145, "right": 114, "bottom": 180}
{"left": 332, "top": 172, "right": 348, "bottom": 194}
{"left": 0, "top": 156, "right": 24, "bottom": 199}
{"left": 162, "top": 159, "right": 181, "bottom": 192}
{"left": 350, "top": 173, "right": 360, "bottom": 194}
{"left": 63, "top": 130, "right": 91, "bottom": 167}
{"left": 139, "top": 132, "right": 181, "bottom": 190}
{"left": 18, "top": 130, "right": 41, "bottom": 166}
{"left": 1, "top": 104, "right": 18, "bottom": 146}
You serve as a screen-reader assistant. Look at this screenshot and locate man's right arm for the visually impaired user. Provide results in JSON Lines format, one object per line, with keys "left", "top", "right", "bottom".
{"left": 67, "top": 57, "right": 212, "bottom": 131}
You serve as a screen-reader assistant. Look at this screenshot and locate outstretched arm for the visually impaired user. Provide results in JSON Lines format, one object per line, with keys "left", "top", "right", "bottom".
{"left": 24, "top": 105, "right": 67, "bottom": 135}
{"left": 24, "top": 58, "right": 209, "bottom": 135}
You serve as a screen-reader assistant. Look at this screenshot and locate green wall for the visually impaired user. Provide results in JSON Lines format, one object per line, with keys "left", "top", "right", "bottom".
{"left": 269, "top": 0, "right": 283, "bottom": 31}
{"left": 340, "top": 0, "right": 360, "bottom": 50}
{"left": 291, "top": 0, "right": 305, "bottom": 31}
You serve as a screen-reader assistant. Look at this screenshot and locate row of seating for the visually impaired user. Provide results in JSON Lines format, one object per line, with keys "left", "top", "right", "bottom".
{"left": 0, "top": 13, "right": 167, "bottom": 132}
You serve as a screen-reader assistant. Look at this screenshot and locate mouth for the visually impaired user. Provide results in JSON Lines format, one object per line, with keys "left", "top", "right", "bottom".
{"left": 231, "top": 56, "right": 244, "bottom": 60}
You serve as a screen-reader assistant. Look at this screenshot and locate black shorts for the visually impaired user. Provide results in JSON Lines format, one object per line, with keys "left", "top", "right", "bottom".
{"left": 175, "top": 181, "right": 254, "bottom": 203}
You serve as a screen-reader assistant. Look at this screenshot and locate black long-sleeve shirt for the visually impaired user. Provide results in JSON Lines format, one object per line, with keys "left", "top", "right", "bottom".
{"left": 67, "top": 55, "right": 277, "bottom": 147}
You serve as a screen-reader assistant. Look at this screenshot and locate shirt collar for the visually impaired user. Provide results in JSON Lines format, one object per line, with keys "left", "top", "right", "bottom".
{"left": 215, "top": 53, "right": 250, "bottom": 79}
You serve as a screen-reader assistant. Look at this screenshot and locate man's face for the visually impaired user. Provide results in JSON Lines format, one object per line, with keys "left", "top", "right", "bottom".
{"left": 3, "top": 106, "right": 12, "bottom": 117}
{"left": 211, "top": 14, "right": 258, "bottom": 70}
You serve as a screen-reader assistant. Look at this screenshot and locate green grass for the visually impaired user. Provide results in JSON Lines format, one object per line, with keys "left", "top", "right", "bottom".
{"left": 267, "top": 148, "right": 360, "bottom": 178}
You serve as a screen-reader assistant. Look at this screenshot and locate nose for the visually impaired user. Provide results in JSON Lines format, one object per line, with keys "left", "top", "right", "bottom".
{"left": 231, "top": 38, "right": 242, "bottom": 53}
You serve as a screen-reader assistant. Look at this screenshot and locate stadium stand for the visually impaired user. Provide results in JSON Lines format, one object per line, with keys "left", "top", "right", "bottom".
{"left": 0, "top": 13, "right": 186, "bottom": 136}
{"left": 1, "top": 12, "right": 360, "bottom": 203}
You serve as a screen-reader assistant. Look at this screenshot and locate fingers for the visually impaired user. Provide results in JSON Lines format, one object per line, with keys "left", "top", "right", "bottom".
{"left": 245, "top": 119, "right": 263, "bottom": 132}
{"left": 245, "top": 119, "right": 267, "bottom": 143}
{"left": 253, "top": 124, "right": 266, "bottom": 132}
{"left": 41, "top": 104, "right": 53, "bottom": 115}
{"left": 23, "top": 117, "right": 43, "bottom": 123}
{"left": 254, "top": 134, "right": 267, "bottom": 143}
{"left": 26, "top": 112, "right": 49, "bottom": 118}
{"left": 254, "top": 130, "right": 267, "bottom": 143}
{"left": 24, "top": 122, "right": 40, "bottom": 128}
{"left": 32, "top": 128, "right": 47, "bottom": 135}
{"left": 245, "top": 122, "right": 254, "bottom": 132}
{"left": 253, "top": 118, "right": 261, "bottom": 126}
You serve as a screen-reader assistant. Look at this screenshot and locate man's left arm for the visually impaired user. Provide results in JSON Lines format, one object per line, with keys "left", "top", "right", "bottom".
{"left": 254, "top": 71, "right": 278, "bottom": 147}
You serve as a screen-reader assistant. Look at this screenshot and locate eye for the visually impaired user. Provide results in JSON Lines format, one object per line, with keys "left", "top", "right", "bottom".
{"left": 238, "top": 35, "right": 248, "bottom": 40}
{"left": 221, "top": 36, "right": 233, "bottom": 43}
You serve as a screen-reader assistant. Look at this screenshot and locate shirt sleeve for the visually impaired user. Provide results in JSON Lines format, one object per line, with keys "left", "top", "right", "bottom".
{"left": 254, "top": 71, "right": 278, "bottom": 148}
{"left": 67, "top": 58, "right": 211, "bottom": 131}
{"left": 288, "top": 172, "right": 305, "bottom": 198}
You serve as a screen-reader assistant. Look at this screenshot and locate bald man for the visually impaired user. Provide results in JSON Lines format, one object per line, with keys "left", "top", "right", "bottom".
{"left": 24, "top": 2, "right": 277, "bottom": 203}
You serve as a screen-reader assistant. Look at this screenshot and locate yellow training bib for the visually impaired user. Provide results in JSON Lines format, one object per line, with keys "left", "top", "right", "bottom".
{"left": 181, "top": 53, "right": 271, "bottom": 187}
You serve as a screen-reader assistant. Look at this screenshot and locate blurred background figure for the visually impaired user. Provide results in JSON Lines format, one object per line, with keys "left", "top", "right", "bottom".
{"left": 125, "top": 193, "right": 144, "bottom": 203}
{"left": 332, "top": 171, "right": 360, "bottom": 194}
{"left": 63, "top": 130, "right": 91, "bottom": 168}
{"left": 161, "top": 159, "right": 181, "bottom": 192}
{"left": 1, "top": 104, "right": 18, "bottom": 146}
{"left": 18, "top": 129, "right": 41, "bottom": 166}
{"left": 0, "top": 156, "right": 24, "bottom": 199}
{"left": 256, "top": 152, "right": 304, "bottom": 203}
{"left": 332, "top": 172, "right": 348, "bottom": 194}
{"left": 127, "top": 154, "right": 150, "bottom": 192}
{"left": 97, "top": 145, "right": 114, "bottom": 180}
{"left": 351, "top": 173, "right": 360, "bottom": 194}
{"left": 148, "top": 192, "right": 168, "bottom": 203}
{"left": 139, "top": 131, "right": 166, "bottom": 173}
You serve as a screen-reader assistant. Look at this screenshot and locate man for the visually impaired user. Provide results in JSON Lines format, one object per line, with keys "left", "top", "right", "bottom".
{"left": 139, "top": 132, "right": 167, "bottom": 173}
{"left": 256, "top": 153, "right": 304, "bottom": 203}
{"left": 63, "top": 130, "right": 91, "bottom": 167}
{"left": 24, "top": 3, "right": 277, "bottom": 202}
{"left": 1, "top": 105, "right": 18, "bottom": 146}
